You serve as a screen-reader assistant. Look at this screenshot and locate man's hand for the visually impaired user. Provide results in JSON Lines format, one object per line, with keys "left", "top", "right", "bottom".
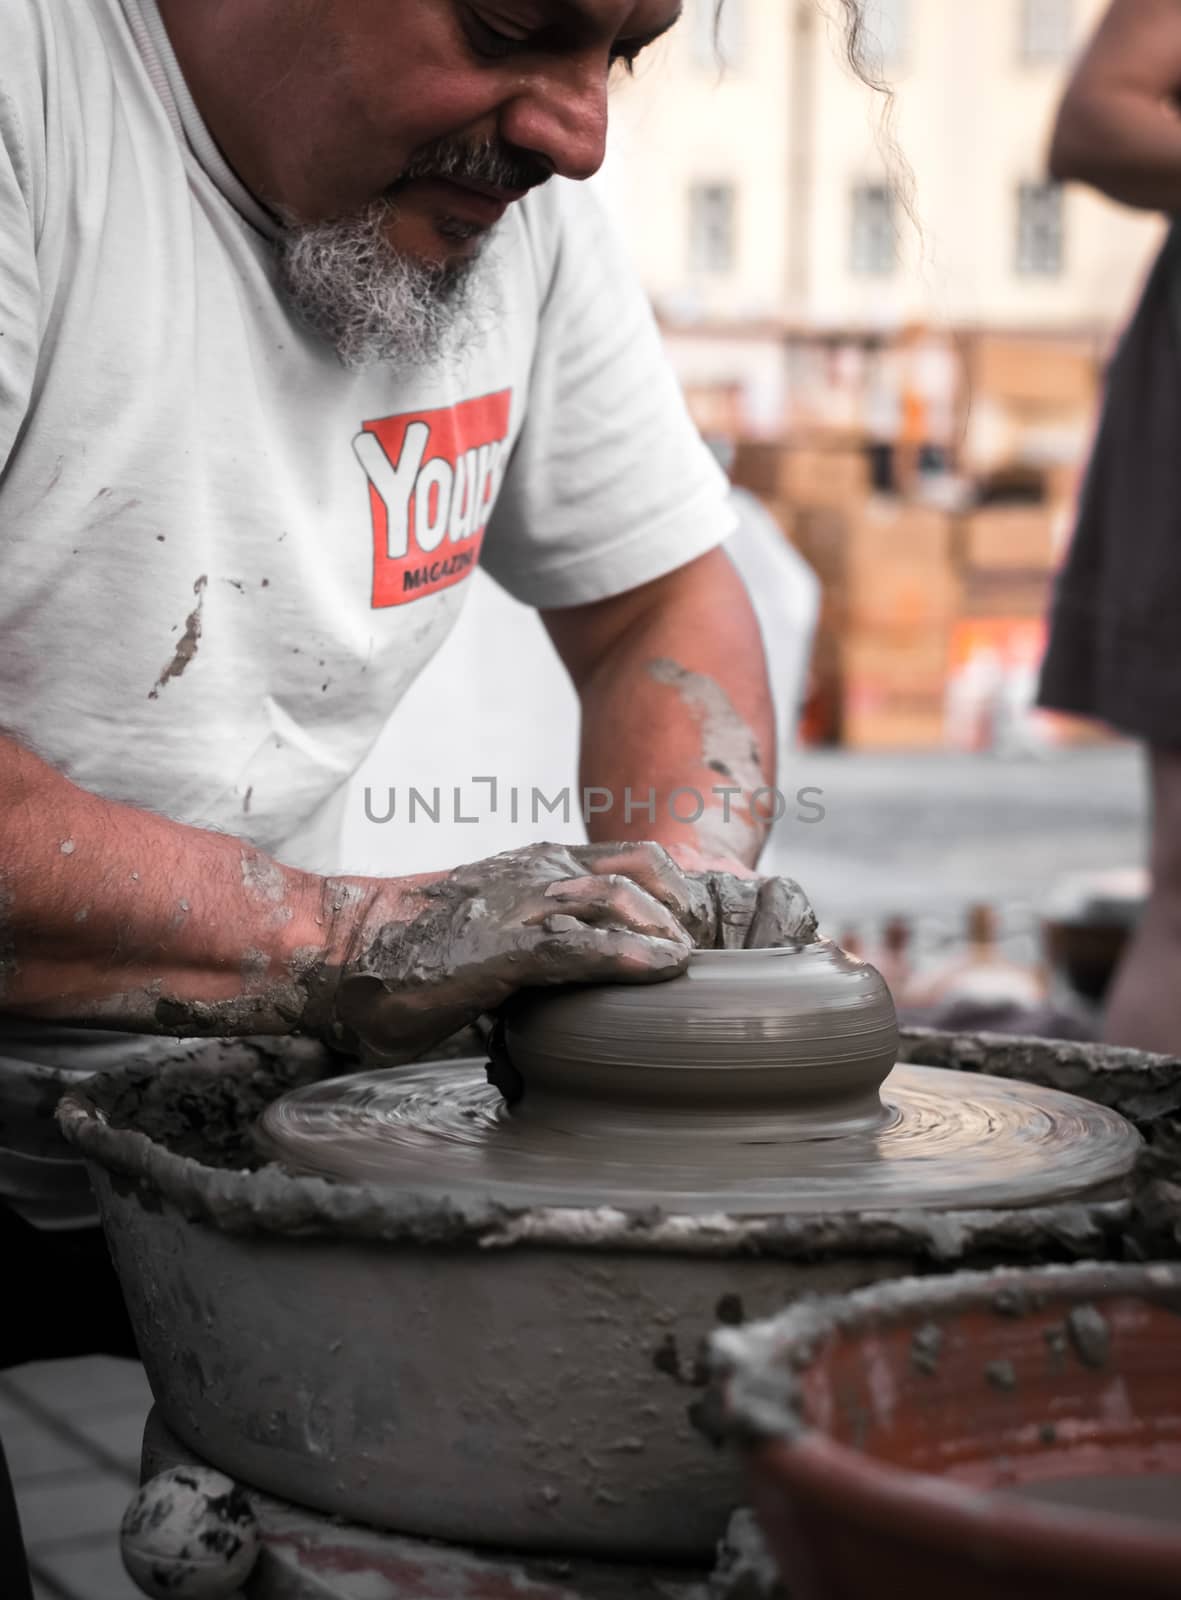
{"left": 570, "top": 842, "right": 818, "bottom": 953}
{"left": 325, "top": 841, "right": 818, "bottom": 1062}
{"left": 0, "top": 735, "right": 814, "bottom": 1060}
{"left": 327, "top": 842, "right": 693, "bottom": 1062}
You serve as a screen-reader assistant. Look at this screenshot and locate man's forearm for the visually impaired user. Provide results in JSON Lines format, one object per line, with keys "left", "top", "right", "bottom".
{"left": 570, "top": 552, "right": 777, "bottom": 869}
{"left": 0, "top": 735, "right": 412, "bottom": 1034}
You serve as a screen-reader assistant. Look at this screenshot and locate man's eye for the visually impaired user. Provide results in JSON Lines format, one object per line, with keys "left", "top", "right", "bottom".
{"left": 463, "top": 8, "right": 645, "bottom": 74}
{"left": 464, "top": 11, "right": 529, "bottom": 61}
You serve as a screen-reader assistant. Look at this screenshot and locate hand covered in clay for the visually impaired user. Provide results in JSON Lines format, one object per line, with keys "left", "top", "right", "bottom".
{"left": 328, "top": 843, "right": 695, "bottom": 1062}
{"left": 572, "top": 842, "right": 818, "bottom": 952}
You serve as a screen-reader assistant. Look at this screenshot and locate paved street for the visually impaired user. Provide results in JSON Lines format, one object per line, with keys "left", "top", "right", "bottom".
{"left": 2, "top": 1358, "right": 148, "bottom": 1599}
{"left": 764, "top": 744, "right": 1147, "bottom": 958}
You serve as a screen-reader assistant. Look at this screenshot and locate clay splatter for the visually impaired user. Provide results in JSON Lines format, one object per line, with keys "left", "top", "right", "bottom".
{"left": 985, "top": 1359, "right": 1018, "bottom": 1392}
{"left": 150, "top": 576, "right": 208, "bottom": 699}
{"left": 1043, "top": 1324, "right": 1069, "bottom": 1371}
{"left": 239, "top": 849, "right": 288, "bottom": 909}
{"left": 911, "top": 1322, "right": 944, "bottom": 1376}
{"left": 84, "top": 488, "right": 143, "bottom": 532}
{"left": 992, "top": 1286, "right": 1030, "bottom": 1319}
{"left": 1067, "top": 1304, "right": 1111, "bottom": 1370}
{"left": 646, "top": 658, "right": 764, "bottom": 860}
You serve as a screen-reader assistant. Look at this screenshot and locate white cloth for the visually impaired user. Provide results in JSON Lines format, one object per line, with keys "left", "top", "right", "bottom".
{"left": 340, "top": 491, "right": 821, "bottom": 876}
{"left": 0, "top": 0, "right": 734, "bottom": 1222}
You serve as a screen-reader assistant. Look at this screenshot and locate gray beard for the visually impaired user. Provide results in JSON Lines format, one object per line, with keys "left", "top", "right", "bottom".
{"left": 276, "top": 200, "right": 496, "bottom": 370}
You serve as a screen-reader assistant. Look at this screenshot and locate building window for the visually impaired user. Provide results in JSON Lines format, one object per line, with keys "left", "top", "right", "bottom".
{"left": 689, "top": 182, "right": 738, "bottom": 274}
{"left": 692, "top": 0, "right": 744, "bottom": 69}
{"left": 1016, "top": 181, "right": 1065, "bottom": 275}
{"left": 851, "top": 184, "right": 897, "bottom": 276}
{"left": 861, "top": 0, "right": 909, "bottom": 73}
{"left": 1020, "top": 0, "right": 1075, "bottom": 63}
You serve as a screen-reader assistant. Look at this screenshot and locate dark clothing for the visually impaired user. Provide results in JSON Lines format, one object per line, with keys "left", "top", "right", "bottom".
{"left": 0, "top": 1441, "right": 34, "bottom": 1600}
{"left": 0, "top": 1206, "right": 138, "bottom": 1371}
{"left": 1039, "top": 224, "right": 1181, "bottom": 742}
{"left": 1, "top": 1206, "right": 138, "bottom": 1598}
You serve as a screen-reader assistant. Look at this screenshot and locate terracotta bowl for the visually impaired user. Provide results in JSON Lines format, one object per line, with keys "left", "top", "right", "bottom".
{"left": 504, "top": 942, "right": 899, "bottom": 1137}
{"left": 711, "top": 1262, "right": 1181, "bottom": 1600}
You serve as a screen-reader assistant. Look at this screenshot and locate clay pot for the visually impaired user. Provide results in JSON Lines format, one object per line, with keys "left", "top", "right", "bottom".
{"left": 712, "top": 1262, "right": 1181, "bottom": 1600}
{"left": 55, "top": 1034, "right": 1147, "bottom": 1561}
{"left": 504, "top": 942, "right": 900, "bottom": 1141}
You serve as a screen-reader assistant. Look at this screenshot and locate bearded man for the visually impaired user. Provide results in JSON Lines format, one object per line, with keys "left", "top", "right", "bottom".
{"left": 0, "top": 4, "right": 825, "bottom": 1572}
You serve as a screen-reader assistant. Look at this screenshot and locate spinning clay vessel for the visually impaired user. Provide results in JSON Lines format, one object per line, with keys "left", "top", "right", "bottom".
{"left": 260, "top": 944, "right": 1139, "bottom": 1214}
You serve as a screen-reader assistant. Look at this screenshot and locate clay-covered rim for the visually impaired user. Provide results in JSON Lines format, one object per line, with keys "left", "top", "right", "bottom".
{"left": 715, "top": 1262, "right": 1181, "bottom": 1578}
{"left": 687, "top": 946, "right": 817, "bottom": 964}
{"left": 56, "top": 1031, "right": 1147, "bottom": 1253}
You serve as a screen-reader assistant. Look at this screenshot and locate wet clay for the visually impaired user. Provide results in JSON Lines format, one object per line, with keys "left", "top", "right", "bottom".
{"left": 264, "top": 948, "right": 1140, "bottom": 1213}
{"left": 897, "top": 1028, "right": 1181, "bottom": 1124}
{"left": 503, "top": 944, "right": 893, "bottom": 1113}
{"left": 150, "top": 574, "right": 207, "bottom": 699}
{"left": 569, "top": 848, "right": 816, "bottom": 951}
{"left": 56, "top": 1035, "right": 1136, "bottom": 1258}
{"left": 53, "top": 841, "right": 811, "bottom": 1062}
{"left": 52, "top": 1040, "right": 1163, "bottom": 1560}
{"left": 258, "top": 1057, "right": 1139, "bottom": 1215}
{"left": 334, "top": 845, "right": 816, "bottom": 1062}
{"left": 647, "top": 658, "right": 765, "bottom": 862}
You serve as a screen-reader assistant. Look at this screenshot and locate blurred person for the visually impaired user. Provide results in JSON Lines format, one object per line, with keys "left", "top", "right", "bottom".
{"left": 1038, "top": 0, "right": 1181, "bottom": 1054}
{"left": 863, "top": 335, "right": 903, "bottom": 493}
{"left": 896, "top": 323, "right": 960, "bottom": 493}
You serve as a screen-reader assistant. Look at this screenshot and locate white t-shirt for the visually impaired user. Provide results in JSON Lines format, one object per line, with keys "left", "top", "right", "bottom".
{"left": 0, "top": 0, "right": 734, "bottom": 1223}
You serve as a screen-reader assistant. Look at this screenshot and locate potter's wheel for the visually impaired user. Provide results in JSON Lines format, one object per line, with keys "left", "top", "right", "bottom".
{"left": 262, "top": 946, "right": 1140, "bottom": 1213}
{"left": 258, "top": 1064, "right": 1139, "bottom": 1215}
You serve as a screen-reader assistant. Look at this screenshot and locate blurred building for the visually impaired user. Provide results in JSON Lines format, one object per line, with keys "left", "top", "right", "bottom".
{"left": 600, "top": 0, "right": 1166, "bottom": 436}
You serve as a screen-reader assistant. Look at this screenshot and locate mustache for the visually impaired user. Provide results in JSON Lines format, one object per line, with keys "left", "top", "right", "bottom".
{"left": 392, "top": 136, "right": 554, "bottom": 196}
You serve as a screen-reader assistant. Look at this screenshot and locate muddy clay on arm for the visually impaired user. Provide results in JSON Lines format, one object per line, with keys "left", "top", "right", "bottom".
{"left": 543, "top": 547, "right": 778, "bottom": 871}
{"left": 0, "top": 739, "right": 699, "bottom": 1056}
{"left": 571, "top": 842, "right": 816, "bottom": 950}
{"left": 0, "top": 733, "right": 382, "bottom": 1035}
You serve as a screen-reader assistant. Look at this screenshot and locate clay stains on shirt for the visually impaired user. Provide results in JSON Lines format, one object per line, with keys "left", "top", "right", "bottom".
{"left": 150, "top": 576, "right": 208, "bottom": 700}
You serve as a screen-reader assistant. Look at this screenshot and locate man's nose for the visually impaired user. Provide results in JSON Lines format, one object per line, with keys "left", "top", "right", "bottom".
{"left": 499, "top": 60, "right": 610, "bottom": 183}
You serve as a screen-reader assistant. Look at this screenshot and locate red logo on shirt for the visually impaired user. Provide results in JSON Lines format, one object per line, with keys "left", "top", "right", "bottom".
{"left": 353, "top": 390, "right": 513, "bottom": 608}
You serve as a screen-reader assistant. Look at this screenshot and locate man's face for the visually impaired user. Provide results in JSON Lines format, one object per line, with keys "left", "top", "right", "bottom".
{"left": 170, "top": 0, "right": 684, "bottom": 268}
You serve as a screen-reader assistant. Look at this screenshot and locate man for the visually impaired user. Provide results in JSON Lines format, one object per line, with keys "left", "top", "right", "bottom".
{"left": 0, "top": 1, "right": 821, "bottom": 1583}
{"left": 0, "top": 0, "right": 814, "bottom": 1352}
{"left": 1039, "top": 0, "right": 1181, "bottom": 1054}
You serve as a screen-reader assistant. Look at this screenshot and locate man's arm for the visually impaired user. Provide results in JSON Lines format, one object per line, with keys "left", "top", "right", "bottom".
{"left": 0, "top": 732, "right": 392, "bottom": 1031}
{"left": 543, "top": 546, "right": 777, "bottom": 873}
{"left": 0, "top": 735, "right": 703, "bottom": 1053}
{"left": 1050, "top": 0, "right": 1181, "bottom": 209}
